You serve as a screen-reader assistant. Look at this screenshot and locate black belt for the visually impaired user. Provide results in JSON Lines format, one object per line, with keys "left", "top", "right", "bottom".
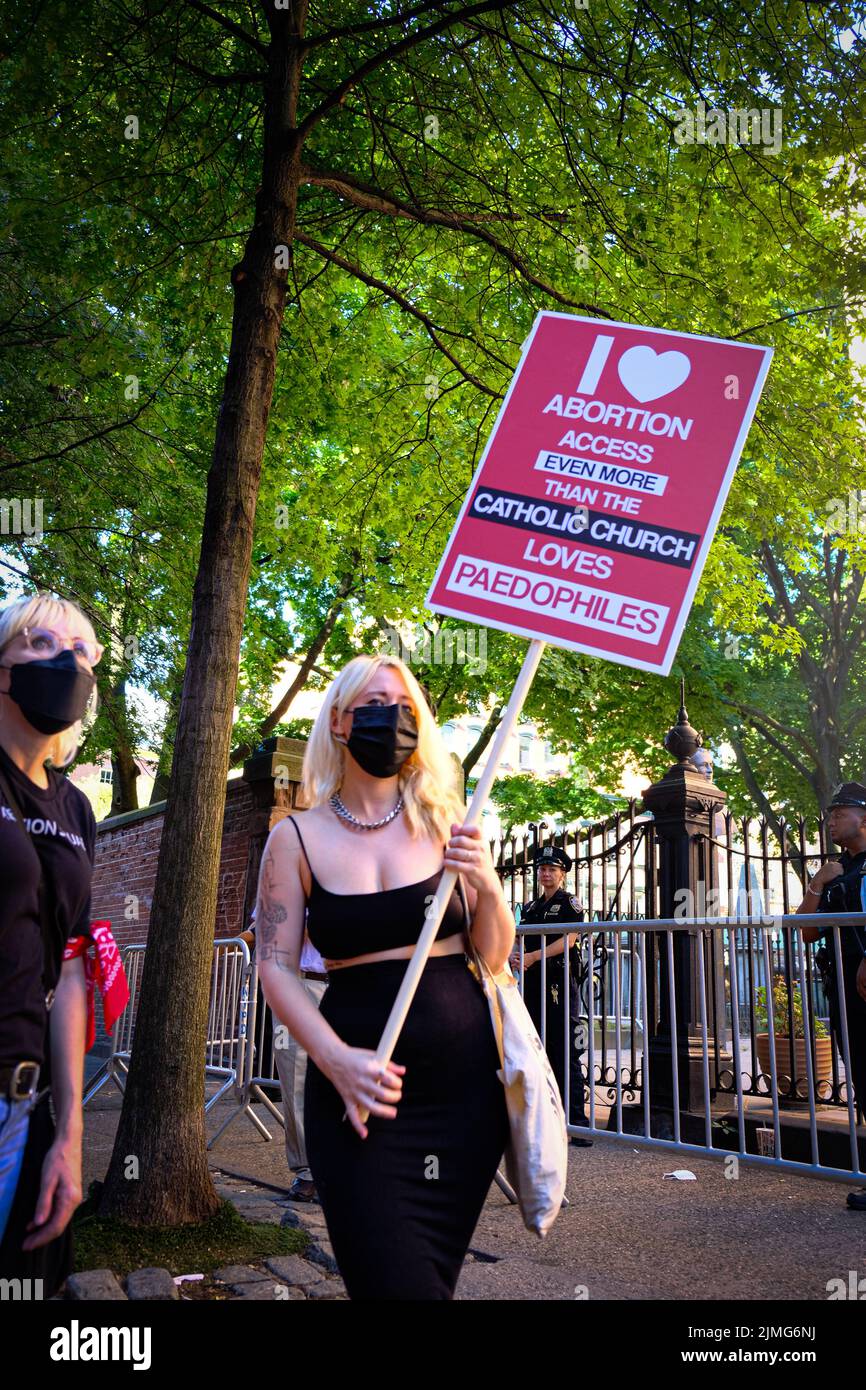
{"left": 0, "top": 1061, "right": 44, "bottom": 1102}
{"left": 301, "top": 970, "right": 328, "bottom": 982}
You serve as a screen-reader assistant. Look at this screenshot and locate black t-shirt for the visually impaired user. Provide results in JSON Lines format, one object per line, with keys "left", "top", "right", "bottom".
{"left": 0, "top": 742, "right": 96, "bottom": 1072}
{"left": 816, "top": 848, "right": 866, "bottom": 962}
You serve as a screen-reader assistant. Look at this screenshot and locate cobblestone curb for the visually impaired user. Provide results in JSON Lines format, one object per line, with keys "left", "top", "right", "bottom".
{"left": 58, "top": 1172, "right": 348, "bottom": 1301}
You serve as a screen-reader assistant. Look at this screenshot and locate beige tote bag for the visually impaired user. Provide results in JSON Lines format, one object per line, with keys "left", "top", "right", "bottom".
{"left": 458, "top": 878, "right": 568, "bottom": 1237}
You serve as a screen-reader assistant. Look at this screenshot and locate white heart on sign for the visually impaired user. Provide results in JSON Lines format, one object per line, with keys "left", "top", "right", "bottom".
{"left": 617, "top": 345, "right": 691, "bottom": 403}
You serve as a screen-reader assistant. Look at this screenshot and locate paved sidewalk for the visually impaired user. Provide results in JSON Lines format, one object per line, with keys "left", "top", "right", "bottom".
{"left": 80, "top": 1073, "right": 866, "bottom": 1301}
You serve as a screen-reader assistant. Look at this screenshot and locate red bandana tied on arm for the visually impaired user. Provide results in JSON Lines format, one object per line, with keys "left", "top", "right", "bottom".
{"left": 62, "top": 920, "right": 130, "bottom": 1051}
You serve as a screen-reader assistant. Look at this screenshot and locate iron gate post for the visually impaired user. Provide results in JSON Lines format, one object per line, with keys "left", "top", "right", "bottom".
{"left": 640, "top": 690, "right": 730, "bottom": 1117}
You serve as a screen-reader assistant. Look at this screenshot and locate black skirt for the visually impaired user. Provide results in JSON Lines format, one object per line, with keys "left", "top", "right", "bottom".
{"left": 304, "top": 952, "right": 509, "bottom": 1300}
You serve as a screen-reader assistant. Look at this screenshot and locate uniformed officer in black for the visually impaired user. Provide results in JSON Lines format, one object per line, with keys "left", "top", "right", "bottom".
{"left": 513, "top": 845, "right": 592, "bottom": 1145}
{"left": 798, "top": 782, "right": 866, "bottom": 1210}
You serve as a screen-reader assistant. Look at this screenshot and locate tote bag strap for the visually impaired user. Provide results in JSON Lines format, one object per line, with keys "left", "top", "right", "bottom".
{"left": 456, "top": 872, "right": 506, "bottom": 1060}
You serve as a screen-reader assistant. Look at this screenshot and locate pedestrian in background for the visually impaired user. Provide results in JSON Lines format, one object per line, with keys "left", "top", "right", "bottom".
{"left": 515, "top": 844, "right": 592, "bottom": 1145}
{"left": 798, "top": 781, "right": 866, "bottom": 1211}
{"left": 0, "top": 593, "right": 99, "bottom": 1294}
{"left": 241, "top": 904, "right": 327, "bottom": 1202}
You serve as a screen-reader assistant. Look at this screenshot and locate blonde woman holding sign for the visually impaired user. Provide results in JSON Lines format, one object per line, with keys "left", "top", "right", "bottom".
{"left": 255, "top": 653, "right": 513, "bottom": 1300}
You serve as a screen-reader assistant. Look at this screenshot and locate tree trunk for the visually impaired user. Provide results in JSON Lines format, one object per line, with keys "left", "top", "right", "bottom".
{"left": 110, "top": 738, "right": 140, "bottom": 816}
{"left": 802, "top": 669, "right": 842, "bottom": 813}
{"left": 99, "top": 17, "right": 308, "bottom": 1223}
{"left": 150, "top": 660, "right": 184, "bottom": 804}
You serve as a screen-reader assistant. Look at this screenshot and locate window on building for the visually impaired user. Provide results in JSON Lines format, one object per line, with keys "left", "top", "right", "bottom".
{"left": 519, "top": 733, "right": 533, "bottom": 768}
{"left": 100, "top": 767, "right": 113, "bottom": 784}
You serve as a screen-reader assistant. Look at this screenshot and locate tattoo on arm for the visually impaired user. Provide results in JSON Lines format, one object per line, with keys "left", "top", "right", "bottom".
{"left": 257, "top": 944, "right": 297, "bottom": 973}
{"left": 257, "top": 845, "right": 289, "bottom": 945}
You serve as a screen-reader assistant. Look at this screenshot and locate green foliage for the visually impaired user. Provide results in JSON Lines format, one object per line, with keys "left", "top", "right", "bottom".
{"left": 755, "top": 978, "right": 829, "bottom": 1040}
{"left": 273, "top": 717, "right": 314, "bottom": 742}
{"left": 2, "top": 0, "right": 865, "bottom": 820}
{"left": 477, "top": 768, "right": 629, "bottom": 837}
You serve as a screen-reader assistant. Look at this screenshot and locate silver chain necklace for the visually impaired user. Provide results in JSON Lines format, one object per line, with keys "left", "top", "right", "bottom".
{"left": 329, "top": 789, "right": 405, "bottom": 831}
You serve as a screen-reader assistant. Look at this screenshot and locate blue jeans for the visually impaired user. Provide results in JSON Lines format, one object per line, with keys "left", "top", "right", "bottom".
{"left": 0, "top": 1096, "right": 33, "bottom": 1244}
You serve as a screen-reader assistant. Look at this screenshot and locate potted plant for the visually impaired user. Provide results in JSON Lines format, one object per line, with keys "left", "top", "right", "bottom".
{"left": 755, "top": 977, "right": 832, "bottom": 1099}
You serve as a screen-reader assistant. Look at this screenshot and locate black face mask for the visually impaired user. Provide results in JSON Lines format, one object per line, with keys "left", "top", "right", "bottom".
{"left": 337, "top": 702, "right": 418, "bottom": 778}
{"left": 3, "top": 649, "right": 96, "bottom": 734}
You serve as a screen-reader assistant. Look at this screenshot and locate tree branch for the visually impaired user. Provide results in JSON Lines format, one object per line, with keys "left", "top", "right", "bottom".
{"left": 759, "top": 540, "right": 821, "bottom": 683}
{"left": 463, "top": 702, "right": 504, "bottom": 777}
{"left": 728, "top": 732, "right": 808, "bottom": 876}
{"left": 300, "top": 164, "right": 606, "bottom": 312}
{"left": 229, "top": 564, "right": 357, "bottom": 766}
{"left": 0, "top": 352, "right": 191, "bottom": 473}
{"left": 293, "top": 231, "right": 501, "bottom": 395}
{"left": 305, "top": 0, "right": 459, "bottom": 49}
{"left": 717, "top": 695, "right": 816, "bottom": 758}
{"left": 730, "top": 302, "right": 846, "bottom": 340}
{"left": 174, "top": 56, "right": 265, "bottom": 86}
{"left": 297, "top": 0, "right": 515, "bottom": 139}
{"left": 724, "top": 705, "right": 817, "bottom": 793}
{"left": 184, "top": 0, "right": 270, "bottom": 57}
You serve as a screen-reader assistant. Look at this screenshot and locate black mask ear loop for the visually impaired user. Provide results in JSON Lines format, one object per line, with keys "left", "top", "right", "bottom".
{"left": 333, "top": 701, "right": 361, "bottom": 744}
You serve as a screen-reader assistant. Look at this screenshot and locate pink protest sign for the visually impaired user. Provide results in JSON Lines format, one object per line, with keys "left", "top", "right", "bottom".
{"left": 426, "top": 311, "right": 772, "bottom": 675}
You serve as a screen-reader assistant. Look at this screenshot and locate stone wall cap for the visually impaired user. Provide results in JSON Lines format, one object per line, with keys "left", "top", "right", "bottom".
{"left": 96, "top": 800, "right": 168, "bottom": 834}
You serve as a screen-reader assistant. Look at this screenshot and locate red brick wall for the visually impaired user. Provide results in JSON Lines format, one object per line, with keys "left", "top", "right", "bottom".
{"left": 91, "top": 803, "right": 164, "bottom": 952}
{"left": 90, "top": 777, "right": 284, "bottom": 949}
{"left": 87, "top": 764, "right": 310, "bottom": 1052}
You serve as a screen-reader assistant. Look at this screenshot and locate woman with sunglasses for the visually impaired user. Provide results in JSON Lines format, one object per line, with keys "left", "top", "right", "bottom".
{"left": 255, "top": 652, "right": 514, "bottom": 1300}
{"left": 0, "top": 593, "right": 100, "bottom": 1296}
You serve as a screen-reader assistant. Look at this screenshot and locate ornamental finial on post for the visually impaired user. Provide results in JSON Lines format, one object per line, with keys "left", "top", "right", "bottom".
{"left": 662, "top": 678, "right": 703, "bottom": 764}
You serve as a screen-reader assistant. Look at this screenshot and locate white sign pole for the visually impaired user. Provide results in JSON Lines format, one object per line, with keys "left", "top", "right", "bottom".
{"left": 356, "top": 637, "right": 546, "bottom": 1124}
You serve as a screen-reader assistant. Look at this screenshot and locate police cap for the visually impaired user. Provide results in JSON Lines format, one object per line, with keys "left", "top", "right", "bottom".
{"left": 825, "top": 781, "right": 866, "bottom": 812}
{"left": 535, "top": 844, "right": 572, "bottom": 872}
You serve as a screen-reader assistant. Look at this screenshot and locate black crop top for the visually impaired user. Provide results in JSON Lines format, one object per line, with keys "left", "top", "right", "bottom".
{"left": 285, "top": 816, "right": 467, "bottom": 960}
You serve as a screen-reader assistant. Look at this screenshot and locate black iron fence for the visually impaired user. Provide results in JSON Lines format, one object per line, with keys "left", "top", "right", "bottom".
{"left": 492, "top": 804, "right": 862, "bottom": 1114}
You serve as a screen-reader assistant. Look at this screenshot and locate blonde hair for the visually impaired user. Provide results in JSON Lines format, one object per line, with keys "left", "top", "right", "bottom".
{"left": 302, "top": 653, "right": 466, "bottom": 846}
{"left": 0, "top": 592, "right": 99, "bottom": 767}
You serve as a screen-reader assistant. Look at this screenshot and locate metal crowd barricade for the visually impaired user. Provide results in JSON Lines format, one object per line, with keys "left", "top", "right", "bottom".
{"left": 82, "top": 944, "right": 144, "bottom": 1104}
{"left": 239, "top": 958, "right": 289, "bottom": 1139}
{"left": 208, "top": 954, "right": 287, "bottom": 1147}
{"left": 517, "top": 912, "right": 866, "bottom": 1183}
{"left": 83, "top": 939, "right": 259, "bottom": 1146}
{"left": 203, "top": 938, "right": 255, "bottom": 1145}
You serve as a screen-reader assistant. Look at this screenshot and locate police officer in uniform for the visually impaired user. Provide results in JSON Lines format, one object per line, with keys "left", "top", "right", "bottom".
{"left": 514, "top": 846, "right": 592, "bottom": 1146}
{"left": 798, "top": 782, "right": 866, "bottom": 1210}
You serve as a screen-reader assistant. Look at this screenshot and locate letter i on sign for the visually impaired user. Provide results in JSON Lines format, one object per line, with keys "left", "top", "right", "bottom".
{"left": 576, "top": 335, "right": 615, "bottom": 395}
